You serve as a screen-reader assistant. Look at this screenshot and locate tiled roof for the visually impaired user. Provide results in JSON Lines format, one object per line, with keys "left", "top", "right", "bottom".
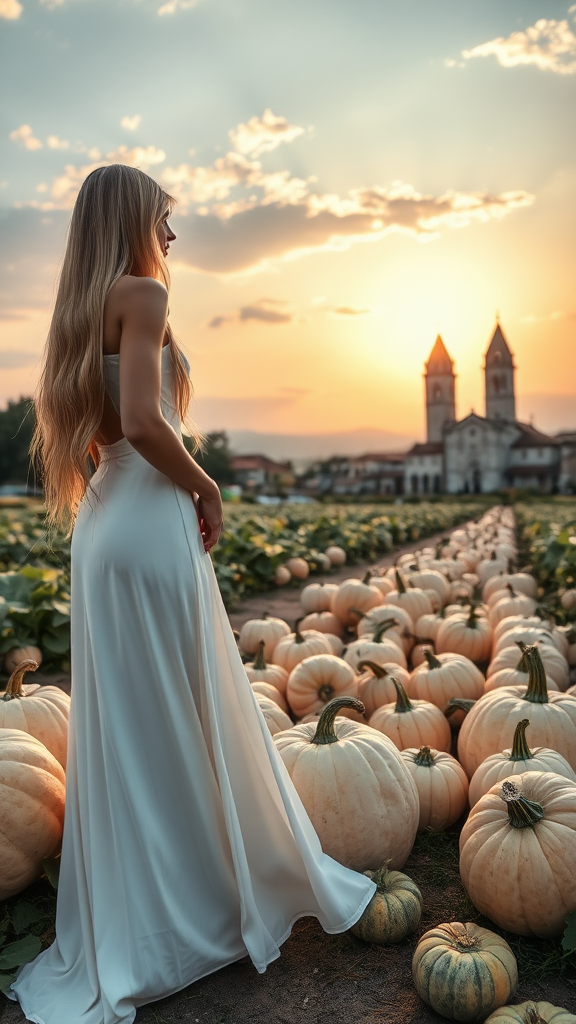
{"left": 406, "top": 442, "right": 444, "bottom": 455}
{"left": 511, "top": 422, "right": 557, "bottom": 449}
{"left": 231, "top": 455, "right": 292, "bottom": 472}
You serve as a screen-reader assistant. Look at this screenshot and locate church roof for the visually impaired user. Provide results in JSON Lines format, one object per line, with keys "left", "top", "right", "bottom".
{"left": 511, "top": 422, "right": 557, "bottom": 448}
{"left": 484, "top": 322, "right": 514, "bottom": 368}
{"left": 406, "top": 442, "right": 444, "bottom": 456}
{"left": 425, "top": 335, "right": 454, "bottom": 375}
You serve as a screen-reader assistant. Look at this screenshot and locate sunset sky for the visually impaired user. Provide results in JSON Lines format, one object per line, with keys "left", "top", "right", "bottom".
{"left": 1, "top": 0, "right": 575, "bottom": 453}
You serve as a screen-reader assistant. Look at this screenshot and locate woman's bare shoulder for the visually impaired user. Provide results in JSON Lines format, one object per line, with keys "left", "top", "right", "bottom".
{"left": 107, "top": 275, "right": 168, "bottom": 313}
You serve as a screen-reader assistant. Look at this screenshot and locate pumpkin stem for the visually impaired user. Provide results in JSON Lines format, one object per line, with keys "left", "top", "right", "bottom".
{"left": 253, "top": 640, "right": 267, "bottom": 671}
{"left": 509, "top": 719, "right": 534, "bottom": 761}
{"left": 519, "top": 644, "right": 549, "bottom": 705}
{"left": 356, "top": 659, "right": 389, "bottom": 678}
{"left": 514, "top": 642, "right": 531, "bottom": 673}
{"left": 391, "top": 677, "right": 413, "bottom": 714}
{"left": 506, "top": 582, "right": 517, "bottom": 598}
{"left": 500, "top": 779, "right": 544, "bottom": 829}
{"left": 413, "top": 746, "right": 435, "bottom": 767}
{"left": 2, "top": 658, "right": 38, "bottom": 701}
{"left": 310, "top": 696, "right": 366, "bottom": 745}
{"left": 362, "top": 571, "right": 373, "bottom": 585}
{"left": 466, "top": 604, "right": 479, "bottom": 628}
{"left": 294, "top": 617, "right": 306, "bottom": 643}
{"left": 424, "top": 650, "right": 442, "bottom": 671}
{"left": 395, "top": 569, "right": 406, "bottom": 594}
{"left": 369, "top": 861, "right": 395, "bottom": 890}
{"left": 373, "top": 619, "right": 399, "bottom": 643}
{"left": 444, "top": 698, "right": 476, "bottom": 719}
{"left": 524, "top": 1010, "right": 548, "bottom": 1024}
{"left": 262, "top": 611, "right": 269, "bottom": 620}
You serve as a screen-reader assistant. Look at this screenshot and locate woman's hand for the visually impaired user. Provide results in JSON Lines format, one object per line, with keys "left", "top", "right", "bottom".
{"left": 193, "top": 485, "right": 223, "bottom": 553}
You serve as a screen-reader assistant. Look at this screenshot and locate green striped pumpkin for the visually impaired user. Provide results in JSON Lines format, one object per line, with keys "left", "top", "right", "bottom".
{"left": 412, "top": 921, "right": 518, "bottom": 1022}
{"left": 485, "top": 1003, "right": 576, "bottom": 1024}
{"left": 350, "top": 862, "right": 422, "bottom": 944}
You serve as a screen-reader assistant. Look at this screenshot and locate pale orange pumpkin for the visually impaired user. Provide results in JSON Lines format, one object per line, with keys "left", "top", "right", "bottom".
{"left": 244, "top": 640, "right": 289, "bottom": 694}
{"left": 299, "top": 610, "right": 344, "bottom": 638}
{"left": 330, "top": 572, "right": 384, "bottom": 627}
{"left": 274, "top": 565, "right": 291, "bottom": 586}
{"left": 286, "top": 556, "right": 309, "bottom": 580}
{"left": 367, "top": 574, "right": 395, "bottom": 597}
{"left": 456, "top": 645, "right": 576, "bottom": 777}
{"left": 560, "top": 588, "right": 576, "bottom": 611}
{"left": 407, "top": 651, "right": 485, "bottom": 717}
{"left": 343, "top": 620, "right": 408, "bottom": 672}
{"left": 274, "top": 696, "right": 419, "bottom": 871}
{"left": 487, "top": 640, "right": 569, "bottom": 691}
{"left": 239, "top": 612, "right": 291, "bottom": 661}
{"left": 254, "top": 694, "right": 293, "bottom": 736}
{"left": 356, "top": 605, "right": 414, "bottom": 648}
{"left": 0, "top": 659, "right": 71, "bottom": 769}
{"left": 488, "top": 585, "right": 538, "bottom": 628}
{"left": 482, "top": 571, "right": 538, "bottom": 603}
{"left": 356, "top": 659, "right": 411, "bottom": 717}
{"left": 384, "top": 570, "right": 433, "bottom": 622}
{"left": 369, "top": 677, "right": 452, "bottom": 753}
{"left": 406, "top": 569, "right": 450, "bottom": 608}
{"left": 300, "top": 582, "right": 339, "bottom": 614}
{"left": 250, "top": 681, "right": 289, "bottom": 713}
{"left": 272, "top": 620, "right": 333, "bottom": 672}
{"left": 409, "top": 640, "right": 436, "bottom": 669}
{"left": 485, "top": 644, "right": 559, "bottom": 694}
{"left": 2, "top": 645, "right": 43, "bottom": 674}
{"left": 414, "top": 612, "right": 445, "bottom": 644}
{"left": 286, "top": 653, "right": 357, "bottom": 718}
{"left": 468, "top": 718, "right": 576, "bottom": 807}
{"left": 325, "top": 545, "right": 346, "bottom": 566}
{"left": 436, "top": 605, "right": 492, "bottom": 662}
{"left": 460, "top": 773, "right": 576, "bottom": 937}
{"left": 400, "top": 746, "right": 469, "bottom": 830}
{"left": 0, "top": 728, "right": 66, "bottom": 899}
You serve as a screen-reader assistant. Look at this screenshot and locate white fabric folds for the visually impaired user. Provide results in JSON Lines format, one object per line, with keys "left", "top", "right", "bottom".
{"left": 8, "top": 345, "right": 376, "bottom": 1024}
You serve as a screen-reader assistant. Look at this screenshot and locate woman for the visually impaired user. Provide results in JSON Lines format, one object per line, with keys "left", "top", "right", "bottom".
{"left": 7, "top": 164, "right": 376, "bottom": 1024}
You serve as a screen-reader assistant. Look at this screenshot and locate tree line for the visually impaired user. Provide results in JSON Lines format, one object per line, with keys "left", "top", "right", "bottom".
{"left": 0, "top": 398, "right": 234, "bottom": 489}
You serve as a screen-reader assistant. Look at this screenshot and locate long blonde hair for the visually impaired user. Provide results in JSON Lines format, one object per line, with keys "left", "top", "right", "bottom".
{"left": 30, "top": 163, "right": 204, "bottom": 538}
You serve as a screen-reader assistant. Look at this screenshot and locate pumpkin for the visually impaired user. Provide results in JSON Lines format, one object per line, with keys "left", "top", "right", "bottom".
{"left": 369, "top": 676, "right": 452, "bottom": 753}
{"left": 492, "top": 614, "right": 547, "bottom": 645}
{"left": 415, "top": 611, "right": 444, "bottom": 644}
{"left": 477, "top": 551, "right": 509, "bottom": 585}
{"left": 384, "top": 570, "right": 433, "bottom": 621}
{"left": 244, "top": 640, "right": 289, "bottom": 694}
{"left": 0, "top": 659, "right": 71, "bottom": 769}
{"left": 274, "top": 564, "right": 291, "bottom": 586}
{"left": 468, "top": 718, "right": 576, "bottom": 807}
{"left": 299, "top": 610, "right": 344, "bottom": 638}
{"left": 350, "top": 862, "right": 422, "bottom": 944}
{"left": 254, "top": 694, "right": 293, "bottom": 736}
{"left": 356, "top": 659, "right": 411, "bottom": 717}
{"left": 286, "top": 556, "right": 309, "bottom": 580}
{"left": 356, "top": 604, "right": 414, "bottom": 647}
{"left": 331, "top": 572, "right": 384, "bottom": 627}
{"left": 407, "top": 569, "right": 450, "bottom": 607}
{"left": 487, "top": 641, "right": 569, "bottom": 691}
{"left": 367, "top": 574, "right": 395, "bottom": 597}
{"left": 323, "top": 633, "right": 345, "bottom": 657}
{"left": 412, "top": 921, "right": 518, "bottom": 1022}
{"left": 300, "top": 582, "right": 339, "bottom": 614}
{"left": 0, "top": 728, "right": 66, "bottom": 899}
{"left": 409, "top": 639, "right": 436, "bottom": 669}
{"left": 286, "top": 654, "right": 357, "bottom": 718}
{"left": 274, "top": 696, "right": 419, "bottom": 871}
{"left": 493, "top": 625, "right": 562, "bottom": 658}
{"left": 272, "top": 620, "right": 333, "bottom": 672}
{"left": 343, "top": 620, "right": 407, "bottom": 673}
{"left": 407, "top": 651, "right": 485, "bottom": 720}
{"left": 315, "top": 553, "right": 332, "bottom": 573}
{"left": 2, "top": 645, "right": 43, "bottom": 674}
{"left": 485, "top": 644, "right": 559, "bottom": 694}
{"left": 459, "top": 773, "right": 576, "bottom": 937}
{"left": 482, "top": 572, "right": 538, "bottom": 603}
{"left": 400, "top": 746, "right": 469, "bottom": 830}
{"left": 239, "top": 612, "right": 291, "bottom": 661}
{"left": 250, "top": 681, "right": 289, "bottom": 713}
{"left": 560, "top": 588, "right": 576, "bottom": 611}
{"left": 485, "top": 1001, "right": 576, "bottom": 1024}
{"left": 325, "top": 545, "right": 346, "bottom": 566}
{"left": 436, "top": 605, "right": 492, "bottom": 662}
{"left": 456, "top": 645, "right": 576, "bottom": 777}
{"left": 488, "top": 585, "right": 537, "bottom": 627}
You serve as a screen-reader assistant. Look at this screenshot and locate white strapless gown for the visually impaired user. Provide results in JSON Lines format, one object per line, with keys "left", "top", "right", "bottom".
{"left": 8, "top": 344, "right": 376, "bottom": 1024}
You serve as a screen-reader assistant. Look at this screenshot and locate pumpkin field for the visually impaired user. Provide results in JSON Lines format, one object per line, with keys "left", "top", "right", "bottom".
{"left": 1, "top": 499, "right": 576, "bottom": 1023}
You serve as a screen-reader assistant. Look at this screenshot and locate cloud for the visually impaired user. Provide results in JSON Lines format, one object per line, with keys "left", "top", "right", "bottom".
{"left": 462, "top": 14, "right": 576, "bottom": 75}
{"left": 520, "top": 310, "right": 571, "bottom": 323}
{"left": 120, "top": 115, "right": 141, "bottom": 132}
{"left": 23, "top": 143, "right": 167, "bottom": 210}
{"left": 333, "top": 306, "right": 369, "bottom": 316}
{"left": 9, "top": 125, "right": 43, "bottom": 151}
{"left": 0, "top": 0, "right": 22, "bottom": 19}
{"left": 0, "top": 349, "right": 40, "bottom": 367}
{"left": 47, "top": 135, "right": 69, "bottom": 150}
{"left": 229, "top": 109, "right": 306, "bottom": 158}
{"left": 157, "top": 0, "right": 201, "bottom": 14}
{"left": 208, "top": 298, "right": 293, "bottom": 328}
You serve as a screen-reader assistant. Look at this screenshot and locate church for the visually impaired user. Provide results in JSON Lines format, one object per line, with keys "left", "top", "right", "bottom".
{"left": 403, "top": 322, "right": 570, "bottom": 495}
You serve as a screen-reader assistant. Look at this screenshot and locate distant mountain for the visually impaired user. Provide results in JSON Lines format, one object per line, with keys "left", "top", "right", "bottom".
{"left": 227, "top": 428, "right": 418, "bottom": 468}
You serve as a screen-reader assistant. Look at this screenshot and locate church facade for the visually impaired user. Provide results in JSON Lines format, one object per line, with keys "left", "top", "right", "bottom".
{"left": 404, "top": 323, "right": 568, "bottom": 495}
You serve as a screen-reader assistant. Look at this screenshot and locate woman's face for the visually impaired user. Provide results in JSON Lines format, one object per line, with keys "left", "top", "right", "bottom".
{"left": 157, "top": 211, "right": 176, "bottom": 257}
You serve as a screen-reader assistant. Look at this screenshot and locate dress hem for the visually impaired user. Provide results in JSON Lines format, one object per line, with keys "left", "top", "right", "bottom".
{"left": 6, "top": 881, "right": 376, "bottom": 1024}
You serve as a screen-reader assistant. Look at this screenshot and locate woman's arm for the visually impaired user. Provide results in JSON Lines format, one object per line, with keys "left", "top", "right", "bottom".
{"left": 112, "top": 276, "right": 222, "bottom": 550}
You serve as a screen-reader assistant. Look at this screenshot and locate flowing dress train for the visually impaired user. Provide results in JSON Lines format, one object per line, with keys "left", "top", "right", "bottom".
{"left": 7, "top": 344, "right": 376, "bottom": 1024}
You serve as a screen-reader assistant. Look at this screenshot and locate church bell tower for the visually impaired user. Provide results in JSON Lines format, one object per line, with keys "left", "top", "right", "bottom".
{"left": 425, "top": 335, "right": 456, "bottom": 443}
{"left": 484, "top": 320, "right": 516, "bottom": 422}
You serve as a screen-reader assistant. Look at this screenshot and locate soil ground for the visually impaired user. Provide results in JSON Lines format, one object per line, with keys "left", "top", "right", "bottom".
{"left": 2, "top": 530, "right": 576, "bottom": 1023}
